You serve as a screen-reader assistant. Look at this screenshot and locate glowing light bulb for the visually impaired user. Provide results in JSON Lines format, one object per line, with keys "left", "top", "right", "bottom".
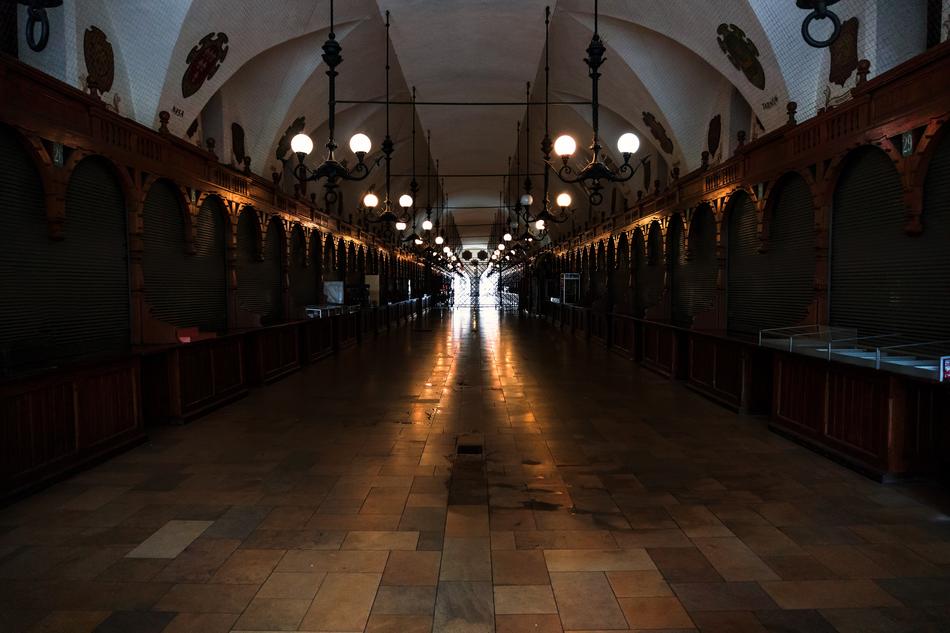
{"left": 414, "top": 237, "right": 423, "bottom": 245}
{"left": 520, "top": 193, "right": 533, "bottom": 206}
{"left": 398, "top": 194, "right": 413, "bottom": 208}
{"left": 498, "top": 243, "right": 505, "bottom": 250}
{"left": 349, "top": 132, "right": 371, "bottom": 155}
{"left": 503, "top": 232, "right": 512, "bottom": 241}
{"left": 617, "top": 132, "right": 640, "bottom": 155}
{"left": 535, "top": 219, "right": 546, "bottom": 230}
{"left": 291, "top": 133, "right": 314, "bottom": 155}
{"left": 362, "top": 192, "right": 379, "bottom": 208}
{"left": 443, "top": 245, "right": 451, "bottom": 253}
{"left": 395, "top": 220, "right": 407, "bottom": 231}
{"left": 554, "top": 134, "right": 576, "bottom": 157}
{"left": 422, "top": 219, "right": 433, "bottom": 231}
{"left": 556, "top": 192, "right": 572, "bottom": 208}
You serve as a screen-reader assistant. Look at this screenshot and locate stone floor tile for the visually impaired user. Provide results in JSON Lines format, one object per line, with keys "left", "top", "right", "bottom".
{"left": 753, "top": 608, "right": 838, "bottom": 633}
{"left": 495, "top": 614, "right": 564, "bottom": 633}
{"left": 492, "top": 549, "right": 550, "bottom": 585}
{"left": 26, "top": 610, "right": 110, "bottom": 633}
{"left": 342, "top": 530, "right": 419, "bottom": 551}
{"left": 618, "top": 595, "right": 695, "bottom": 629}
{"left": 875, "top": 577, "right": 950, "bottom": 607}
{"left": 515, "top": 530, "right": 617, "bottom": 550}
{"left": 494, "top": 584, "right": 557, "bottom": 614}
{"left": 433, "top": 581, "right": 494, "bottom": 633}
{"left": 153, "top": 583, "right": 257, "bottom": 613}
{"left": 372, "top": 585, "right": 437, "bottom": 615}
{"left": 153, "top": 537, "right": 240, "bottom": 583}
{"left": 691, "top": 537, "right": 780, "bottom": 582}
{"left": 440, "top": 537, "right": 492, "bottom": 581}
{"left": 760, "top": 579, "right": 903, "bottom": 609}
{"left": 544, "top": 548, "right": 655, "bottom": 572}
{"left": 672, "top": 582, "right": 778, "bottom": 612}
{"left": 85, "top": 610, "right": 175, "bottom": 633}
{"left": 606, "top": 570, "right": 673, "bottom": 598}
{"left": 446, "top": 505, "right": 490, "bottom": 537}
{"left": 365, "top": 613, "right": 434, "bottom": 633}
{"left": 232, "top": 597, "right": 310, "bottom": 631}
{"left": 299, "top": 571, "right": 382, "bottom": 631}
{"left": 688, "top": 610, "right": 766, "bottom": 632}
{"left": 124, "top": 520, "right": 212, "bottom": 559}
{"left": 256, "top": 571, "right": 326, "bottom": 600}
{"left": 275, "top": 549, "right": 389, "bottom": 573}
{"left": 202, "top": 506, "right": 270, "bottom": 539}
{"left": 613, "top": 529, "right": 693, "bottom": 549}
{"left": 209, "top": 548, "right": 284, "bottom": 584}
{"left": 549, "top": 571, "right": 628, "bottom": 630}
{"left": 648, "top": 547, "right": 723, "bottom": 583}
{"left": 760, "top": 555, "right": 837, "bottom": 581}
{"left": 491, "top": 530, "right": 517, "bottom": 551}
{"left": 382, "top": 550, "right": 442, "bottom": 586}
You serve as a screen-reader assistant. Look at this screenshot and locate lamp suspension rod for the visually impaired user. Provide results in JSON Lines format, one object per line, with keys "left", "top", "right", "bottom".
{"left": 388, "top": 172, "right": 547, "bottom": 178}
{"left": 543, "top": 5, "right": 551, "bottom": 202}
{"left": 384, "top": 10, "right": 391, "bottom": 197}
{"left": 524, "top": 81, "right": 532, "bottom": 196}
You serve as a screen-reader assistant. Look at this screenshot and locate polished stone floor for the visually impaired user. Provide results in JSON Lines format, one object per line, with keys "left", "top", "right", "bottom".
{"left": 2, "top": 309, "right": 950, "bottom": 633}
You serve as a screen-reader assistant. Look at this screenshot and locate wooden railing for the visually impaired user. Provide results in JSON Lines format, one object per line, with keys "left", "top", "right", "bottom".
{"left": 535, "top": 305, "right": 948, "bottom": 480}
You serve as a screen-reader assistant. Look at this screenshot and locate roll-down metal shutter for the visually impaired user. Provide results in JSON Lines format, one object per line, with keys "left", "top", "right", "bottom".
{"left": 237, "top": 211, "right": 282, "bottom": 324}
{"left": 831, "top": 148, "right": 914, "bottom": 338}
{"left": 0, "top": 128, "right": 57, "bottom": 376}
{"left": 58, "top": 158, "right": 130, "bottom": 361}
{"left": 640, "top": 224, "right": 665, "bottom": 314}
{"left": 726, "top": 193, "right": 761, "bottom": 334}
{"left": 763, "top": 175, "right": 814, "bottom": 331}
{"left": 290, "top": 227, "right": 316, "bottom": 314}
{"left": 192, "top": 198, "right": 228, "bottom": 332}
{"left": 143, "top": 181, "right": 225, "bottom": 332}
{"left": 831, "top": 144, "right": 950, "bottom": 343}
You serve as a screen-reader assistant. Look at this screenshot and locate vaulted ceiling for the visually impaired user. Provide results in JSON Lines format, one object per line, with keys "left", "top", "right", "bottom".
{"left": 17, "top": 0, "right": 930, "bottom": 248}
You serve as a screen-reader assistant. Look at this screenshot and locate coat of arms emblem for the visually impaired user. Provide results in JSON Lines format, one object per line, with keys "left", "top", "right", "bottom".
{"left": 83, "top": 26, "right": 114, "bottom": 98}
{"left": 182, "top": 32, "right": 229, "bottom": 98}
{"left": 642, "top": 112, "right": 674, "bottom": 155}
{"left": 717, "top": 24, "right": 765, "bottom": 90}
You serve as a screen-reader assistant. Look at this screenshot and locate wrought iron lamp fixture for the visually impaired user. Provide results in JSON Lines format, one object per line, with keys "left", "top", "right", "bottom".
{"left": 17, "top": 0, "right": 62, "bottom": 52}
{"left": 290, "top": 0, "right": 385, "bottom": 204}
{"left": 545, "top": 2, "right": 647, "bottom": 206}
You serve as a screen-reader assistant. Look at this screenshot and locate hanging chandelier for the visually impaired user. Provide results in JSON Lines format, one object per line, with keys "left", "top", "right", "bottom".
{"left": 546, "top": 0, "right": 648, "bottom": 206}
{"left": 289, "top": 0, "right": 387, "bottom": 205}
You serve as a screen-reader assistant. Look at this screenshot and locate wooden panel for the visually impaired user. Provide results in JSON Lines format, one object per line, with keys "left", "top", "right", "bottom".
{"left": 1, "top": 359, "right": 143, "bottom": 501}
{"left": 773, "top": 354, "right": 826, "bottom": 436}
{"left": 826, "top": 367, "right": 889, "bottom": 464}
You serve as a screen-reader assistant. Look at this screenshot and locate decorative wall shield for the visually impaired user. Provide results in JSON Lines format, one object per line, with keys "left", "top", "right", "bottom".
{"left": 829, "top": 17, "right": 859, "bottom": 86}
{"left": 83, "top": 26, "right": 114, "bottom": 98}
{"left": 642, "top": 112, "right": 674, "bottom": 154}
{"left": 717, "top": 24, "right": 766, "bottom": 90}
{"left": 182, "top": 32, "right": 229, "bottom": 98}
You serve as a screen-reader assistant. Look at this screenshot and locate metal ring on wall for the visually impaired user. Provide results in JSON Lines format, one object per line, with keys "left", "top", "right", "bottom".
{"left": 25, "top": 6, "right": 50, "bottom": 52}
{"left": 801, "top": 9, "right": 841, "bottom": 48}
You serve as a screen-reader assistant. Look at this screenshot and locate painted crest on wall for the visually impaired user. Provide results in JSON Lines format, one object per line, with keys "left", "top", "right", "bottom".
{"left": 829, "top": 17, "right": 859, "bottom": 86}
{"left": 707, "top": 114, "right": 721, "bottom": 156}
{"left": 83, "top": 26, "right": 114, "bottom": 98}
{"left": 231, "top": 122, "right": 246, "bottom": 163}
{"left": 276, "top": 117, "right": 306, "bottom": 160}
{"left": 182, "top": 32, "right": 229, "bottom": 98}
{"left": 717, "top": 24, "right": 765, "bottom": 90}
{"left": 642, "top": 112, "right": 674, "bottom": 154}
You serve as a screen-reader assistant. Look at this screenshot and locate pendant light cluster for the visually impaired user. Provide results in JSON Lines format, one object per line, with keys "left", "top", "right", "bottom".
{"left": 289, "top": 0, "right": 384, "bottom": 205}
{"left": 544, "top": 0, "right": 648, "bottom": 207}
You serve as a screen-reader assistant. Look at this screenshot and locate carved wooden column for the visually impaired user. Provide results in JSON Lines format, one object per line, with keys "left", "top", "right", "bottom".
{"left": 224, "top": 200, "right": 240, "bottom": 330}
